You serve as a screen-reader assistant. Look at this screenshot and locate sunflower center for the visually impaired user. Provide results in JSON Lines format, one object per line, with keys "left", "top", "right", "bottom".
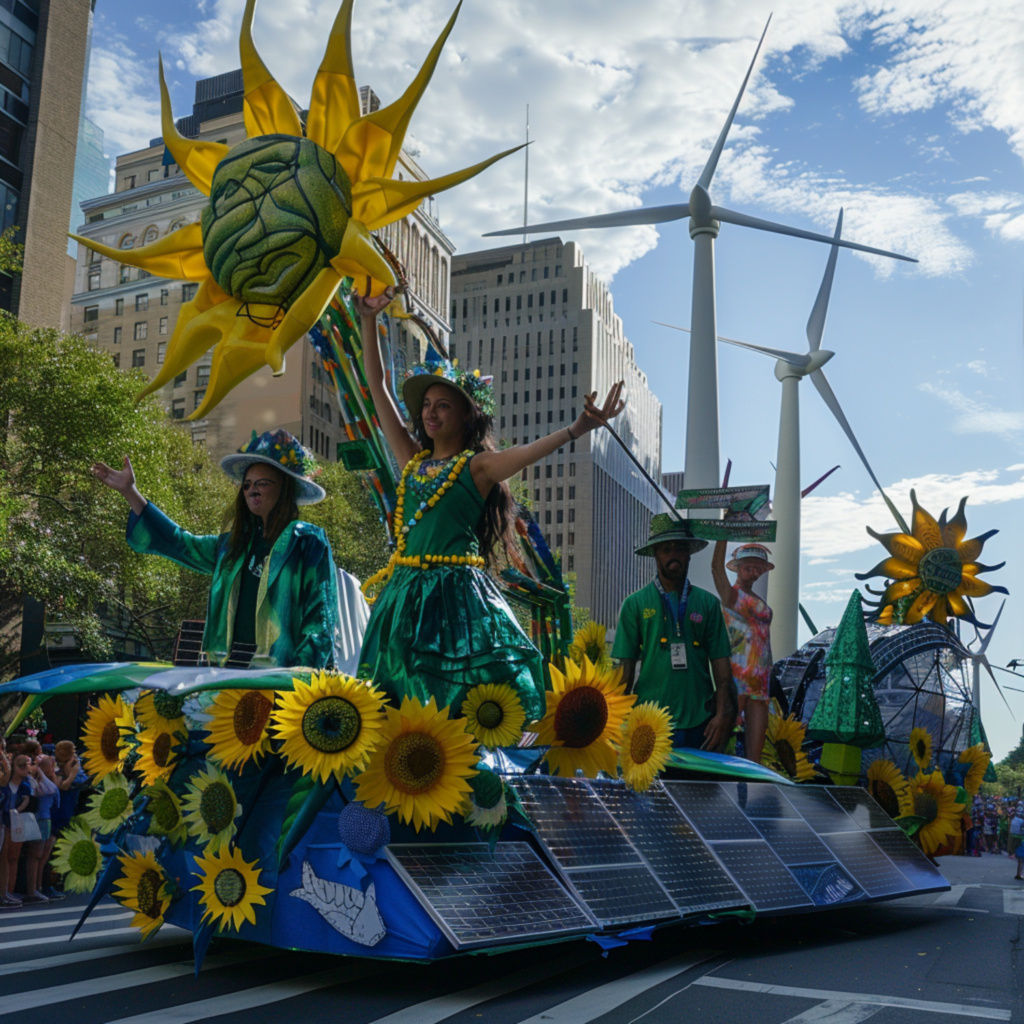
{"left": 151, "top": 794, "right": 180, "bottom": 831}
{"left": 914, "top": 790, "right": 939, "bottom": 824}
{"left": 233, "top": 691, "right": 273, "bottom": 746}
{"left": 68, "top": 839, "right": 98, "bottom": 877}
{"left": 384, "top": 732, "right": 445, "bottom": 795}
{"left": 914, "top": 739, "right": 928, "bottom": 760}
{"left": 100, "top": 721, "right": 121, "bottom": 762}
{"left": 99, "top": 787, "right": 130, "bottom": 821}
{"left": 199, "top": 782, "right": 236, "bottom": 834}
{"left": 152, "top": 692, "right": 186, "bottom": 721}
{"left": 871, "top": 780, "right": 900, "bottom": 819}
{"left": 476, "top": 701, "right": 505, "bottom": 731}
{"left": 152, "top": 732, "right": 173, "bottom": 768}
{"left": 137, "top": 869, "right": 164, "bottom": 919}
{"left": 629, "top": 724, "right": 657, "bottom": 765}
{"left": 213, "top": 867, "right": 247, "bottom": 908}
{"left": 301, "top": 696, "right": 361, "bottom": 753}
{"left": 918, "top": 546, "right": 962, "bottom": 596}
{"left": 585, "top": 642, "right": 603, "bottom": 662}
{"left": 553, "top": 686, "right": 609, "bottom": 748}
{"left": 775, "top": 739, "right": 799, "bottom": 778}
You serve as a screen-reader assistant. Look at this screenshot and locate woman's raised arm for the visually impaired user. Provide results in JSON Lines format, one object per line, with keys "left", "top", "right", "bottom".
{"left": 91, "top": 456, "right": 147, "bottom": 515}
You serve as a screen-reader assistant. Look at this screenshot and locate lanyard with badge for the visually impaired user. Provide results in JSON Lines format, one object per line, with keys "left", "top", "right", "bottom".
{"left": 655, "top": 577, "right": 691, "bottom": 671}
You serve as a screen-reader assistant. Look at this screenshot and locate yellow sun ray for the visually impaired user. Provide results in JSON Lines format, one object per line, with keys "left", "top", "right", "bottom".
{"left": 910, "top": 491, "right": 944, "bottom": 551}
{"left": 306, "top": 0, "right": 360, "bottom": 154}
{"left": 265, "top": 266, "right": 344, "bottom": 374}
{"left": 240, "top": 0, "right": 304, "bottom": 140}
{"left": 329, "top": 221, "right": 399, "bottom": 298}
{"left": 69, "top": 222, "right": 208, "bottom": 282}
{"left": 192, "top": 318, "right": 277, "bottom": 421}
{"left": 866, "top": 527, "right": 925, "bottom": 567}
{"left": 942, "top": 497, "right": 969, "bottom": 549}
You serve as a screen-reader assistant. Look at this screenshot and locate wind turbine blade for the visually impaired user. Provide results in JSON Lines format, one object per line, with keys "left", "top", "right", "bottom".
{"left": 652, "top": 321, "right": 809, "bottom": 365}
{"left": 722, "top": 458, "right": 732, "bottom": 488}
{"left": 809, "top": 368, "right": 912, "bottom": 533}
{"left": 711, "top": 206, "right": 918, "bottom": 263}
{"left": 978, "top": 599, "right": 1005, "bottom": 654}
{"left": 994, "top": 666, "right": 1024, "bottom": 680}
{"left": 806, "top": 209, "right": 842, "bottom": 352}
{"left": 798, "top": 603, "right": 819, "bottom": 635}
{"left": 982, "top": 656, "right": 1016, "bottom": 721}
{"left": 697, "top": 15, "right": 772, "bottom": 190}
{"left": 483, "top": 204, "right": 689, "bottom": 237}
{"left": 801, "top": 464, "right": 840, "bottom": 498}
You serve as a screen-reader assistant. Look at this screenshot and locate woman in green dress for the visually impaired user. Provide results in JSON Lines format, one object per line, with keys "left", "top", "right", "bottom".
{"left": 355, "top": 291, "right": 625, "bottom": 720}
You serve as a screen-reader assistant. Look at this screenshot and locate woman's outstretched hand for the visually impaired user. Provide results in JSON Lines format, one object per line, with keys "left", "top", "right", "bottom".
{"left": 352, "top": 287, "right": 396, "bottom": 320}
{"left": 91, "top": 457, "right": 146, "bottom": 514}
{"left": 571, "top": 381, "right": 627, "bottom": 437}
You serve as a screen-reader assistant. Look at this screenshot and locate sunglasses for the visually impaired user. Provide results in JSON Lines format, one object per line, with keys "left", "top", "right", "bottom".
{"left": 242, "top": 478, "right": 278, "bottom": 492}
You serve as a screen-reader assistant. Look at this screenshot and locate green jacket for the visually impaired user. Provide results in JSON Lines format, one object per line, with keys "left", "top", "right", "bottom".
{"left": 127, "top": 503, "right": 341, "bottom": 670}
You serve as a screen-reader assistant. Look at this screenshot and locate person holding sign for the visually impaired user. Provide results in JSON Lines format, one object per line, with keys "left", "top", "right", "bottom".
{"left": 611, "top": 514, "right": 736, "bottom": 751}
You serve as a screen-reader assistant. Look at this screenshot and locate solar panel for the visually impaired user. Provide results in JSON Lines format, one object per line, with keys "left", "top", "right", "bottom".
{"left": 828, "top": 787, "right": 898, "bottom": 830}
{"left": 662, "top": 782, "right": 762, "bottom": 840}
{"left": 386, "top": 843, "right": 594, "bottom": 950}
{"left": 725, "top": 782, "right": 801, "bottom": 819}
{"left": 589, "top": 780, "right": 747, "bottom": 915}
{"left": 751, "top": 818, "right": 834, "bottom": 865}
{"left": 560, "top": 865, "right": 678, "bottom": 927}
{"left": 870, "top": 829, "right": 948, "bottom": 891}
{"left": 789, "top": 862, "right": 864, "bottom": 906}
{"left": 709, "top": 840, "right": 813, "bottom": 911}
{"left": 819, "top": 831, "right": 913, "bottom": 897}
{"left": 783, "top": 787, "right": 860, "bottom": 833}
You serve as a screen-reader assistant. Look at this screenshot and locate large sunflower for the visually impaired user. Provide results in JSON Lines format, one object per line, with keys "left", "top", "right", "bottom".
{"left": 205, "top": 688, "right": 275, "bottom": 771}
{"left": 143, "top": 778, "right": 188, "bottom": 846}
{"left": 81, "top": 694, "right": 135, "bottom": 782}
{"left": 113, "top": 850, "right": 170, "bottom": 941}
{"left": 192, "top": 846, "right": 273, "bottom": 933}
{"left": 532, "top": 657, "right": 636, "bottom": 778}
{"left": 857, "top": 491, "right": 1006, "bottom": 626}
{"left": 355, "top": 696, "right": 479, "bottom": 832}
{"left": 911, "top": 769, "right": 965, "bottom": 856}
{"left": 569, "top": 621, "right": 610, "bottom": 670}
{"left": 763, "top": 714, "right": 816, "bottom": 782}
{"left": 134, "top": 690, "right": 188, "bottom": 734}
{"left": 619, "top": 702, "right": 673, "bottom": 792}
{"left": 52, "top": 820, "right": 103, "bottom": 894}
{"left": 69, "top": 0, "right": 520, "bottom": 419}
{"left": 135, "top": 723, "right": 183, "bottom": 786}
{"left": 461, "top": 683, "right": 525, "bottom": 749}
{"left": 83, "top": 772, "right": 134, "bottom": 835}
{"left": 958, "top": 743, "right": 992, "bottom": 797}
{"left": 272, "top": 671, "right": 386, "bottom": 782}
{"left": 909, "top": 727, "right": 933, "bottom": 771}
{"left": 866, "top": 759, "right": 914, "bottom": 819}
{"left": 182, "top": 764, "right": 242, "bottom": 852}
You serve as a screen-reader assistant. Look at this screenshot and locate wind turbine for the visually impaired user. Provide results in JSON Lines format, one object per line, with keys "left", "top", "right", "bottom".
{"left": 484, "top": 17, "right": 917, "bottom": 587}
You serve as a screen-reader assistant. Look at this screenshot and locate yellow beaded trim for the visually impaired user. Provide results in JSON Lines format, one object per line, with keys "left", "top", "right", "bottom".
{"left": 361, "top": 448, "right": 479, "bottom": 603}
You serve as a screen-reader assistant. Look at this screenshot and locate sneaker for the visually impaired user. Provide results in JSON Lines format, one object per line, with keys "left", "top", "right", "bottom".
{"left": 2, "top": 893, "right": 22, "bottom": 906}
{"left": 21, "top": 893, "right": 48, "bottom": 904}
{"left": 42, "top": 888, "right": 66, "bottom": 901}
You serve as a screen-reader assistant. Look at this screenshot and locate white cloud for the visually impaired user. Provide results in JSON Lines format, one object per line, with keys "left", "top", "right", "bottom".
{"left": 918, "top": 383, "right": 1024, "bottom": 441}
{"left": 1007, "top": 463, "right": 1024, "bottom": 472}
{"left": 948, "top": 191, "right": 1024, "bottom": 243}
{"left": 86, "top": 40, "right": 162, "bottom": 155}
{"left": 966, "top": 360, "right": 991, "bottom": 377}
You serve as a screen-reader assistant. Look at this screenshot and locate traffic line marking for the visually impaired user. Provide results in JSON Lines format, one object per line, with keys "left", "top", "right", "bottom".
{"left": 0, "top": 910, "right": 133, "bottom": 935}
{"left": 1002, "top": 890, "right": 1024, "bottom": 916}
{"left": 0, "top": 932, "right": 189, "bottom": 977}
{"left": 780, "top": 1000, "right": 883, "bottom": 1022}
{"left": 0, "top": 902, "right": 120, "bottom": 922}
{"left": 0, "top": 923, "right": 188, "bottom": 951}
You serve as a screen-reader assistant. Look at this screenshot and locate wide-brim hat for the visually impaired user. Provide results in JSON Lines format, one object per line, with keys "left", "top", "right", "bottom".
{"left": 220, "top": 428, "right": 326, "bottom": 506}
{"left": 727, "top": 543, "right": 775, "bottom": 572}
{"left": 402, "top": 361, "right": 495, "bottom": 422}
{"left": 635, "top": 512, "right": 708, "bottom": 557}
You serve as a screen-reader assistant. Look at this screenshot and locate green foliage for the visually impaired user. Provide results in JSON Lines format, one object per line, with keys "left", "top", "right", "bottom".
{"left": 984, "top": 761, "right": 1024, "bottom": 798}
{"left": 0, "top": 226, "right": 24, "bottom": 276}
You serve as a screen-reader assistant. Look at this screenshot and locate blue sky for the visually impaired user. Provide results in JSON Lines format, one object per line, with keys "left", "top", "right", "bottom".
{"left": 86, "top": 1, "right": 1024, "bottom": 755}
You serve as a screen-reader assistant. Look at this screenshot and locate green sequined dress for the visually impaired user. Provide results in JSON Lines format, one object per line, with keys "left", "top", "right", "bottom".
{"left": 358, "top": 453, "right": 546, "bottom": 720}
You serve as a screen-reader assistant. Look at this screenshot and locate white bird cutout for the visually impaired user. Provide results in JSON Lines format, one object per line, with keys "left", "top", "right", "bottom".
{"left": 289, "top": 861, "right": 386, "bottom": 947}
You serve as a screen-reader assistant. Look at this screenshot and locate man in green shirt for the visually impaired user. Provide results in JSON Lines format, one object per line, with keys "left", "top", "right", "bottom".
{"left": 611, "top": 514, "right": 737, "bottom": 751}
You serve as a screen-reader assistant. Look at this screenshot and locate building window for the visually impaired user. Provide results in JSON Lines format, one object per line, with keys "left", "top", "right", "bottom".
{"left": 87, "top": 271, "right": 100, "bottom": 291}
{"left": 546, "top": 465, "right": 552, "bottom": 478}
{"left": 194, "top": 390, "right": 206, "bottom": 409}
{"left": 83, "top": 305, "right": 98, "bottom": 322}
{"left": 569, "top": 486, "right": 575, "bottom": 499}
{"left": 113, "top": 326, "right": 122, "bottom": 345}
{"left": 569, "top": 463, "right": 576, "bottom": 476}
{"left": 135, "top": 294, "right": 148, "bottom": 312}
{"left": 123, "top": 175, "right": 136, "bottom": 190}
{"left": 500, "top": 416, "right": 506, "bottom": 428}
{"left": 569, "top": 508, "right": 575, "bottom": 522}
{"left": 545, "top": 487, "right": 552, "bottom": 501}
{"left": 544, "top": 511, "right": 551, "bottom": 524}
{"left": 157, "top": 340, "right": 166, "bottom": 363}
{"left": 114, "top": 298, "right": 123, "bottom": 316}
{"left": 557, "top": 463, "right": 564, "bottom": 477}
{"left": 134, "top": 321, "right": 147, "bottom": 340}
{"left": 132, "top": 349, "right": 145, "bottom": 368}
{"left": 556, "top": 533, "right": 562, "bottom": 547}
{"left": 160, "top": 289, "right": 168, "bottom": 305}
{"left": 148, "top": 168, "right": 162, "bottom": 182}
{"left": 533, "top": 466, "right": 540, "bottom": 480}
{"left": 112, "top": 352, "right": 120, "bottom": 369}
{"left": 534, "top": 489, "right": 540, "bottom": 501}
{"left": 557, "top": 487, "right": 563, "bottom": 500}
{"left": 159, "top": 316, "right": 168, "bottom": 335}
{"left": 568, "top": 532, "right": 575, "bottom": 545}
{"left": 197, "top": 365, "right": 211, "bottom": 387}
{"left": 172, "top": 399, "right": 185, "bottom": 420}
{"left": 119, "top": 265, "right": 130, "bottom": 283}
{"left": 568, "top": 554, "right": 574, "bottom": 571}
{"left": 182, "top": 283, "right": 198, "bottom": 302}
{"left": 173, "top": 371, "right": 187, "bottom": 388}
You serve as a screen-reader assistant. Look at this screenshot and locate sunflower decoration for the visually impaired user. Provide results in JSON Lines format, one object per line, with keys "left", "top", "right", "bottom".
{"left": 69, "top": 0, "right": 520, "bottom": 420}
{"left": 134, "top": 690, "right": 187, "bottom": 734}
{"left": 619, "top": 702, "right": 673, "bottom": 792}
{"left": 461, "top": 684, "right": 525, "bottom": 749}
{"left": 909, "top": 727, "right": 933, "bottom": 771}
{"left": 205, "top": 688, "right": 275, "bottom": 771}
{"left": 531, "top": 656, "right": 636, "bottom": 778}
{"left": 271, "top": 671, "right": 387, "bottom": 783}
{"left": 857, "top": 491, "right": 1006, "bottom": 627}
{"left": 135, "top": 723, "right": 183, "bottom": 786}
{"left": 355, "top": 696, "right": 480, "bottom": 832}
{"left": 112, "top": 850, "right": 171, "bottom": 941}
{"left": 958, "top": 743, "right": 992, "bottom": 797}
{"left": 569, "top": 621, "right": 611, "bottom": 671}
{"left": 910, "top": 769, "right": 966, "bottom": 856}
{"left": 52, "top": 820, "right": 103, "bottom": 894}
{"left": 763, "top": 714, "right": 817, "bottom": 782}
{"left": 192, "top": 846, "right": 273, "bottom": 933}
{"left": 866, "top": 759, "right": 914, "bottom": 819}
{"left": 83, "top": 772, "right": 135, "bottom": 835}
{"left": 81, "top": 693, "right": 135, "bottom": 782}
{"left": 181, "top": 764, "right": 242, "bottom": 852}
{"left": 143, "top": 778, "right": 188, "bottom": 846}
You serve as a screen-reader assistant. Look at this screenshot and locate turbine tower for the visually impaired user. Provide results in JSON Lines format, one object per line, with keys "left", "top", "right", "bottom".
{"left": 484, "top": 17, "right": 917, "bottom": 587}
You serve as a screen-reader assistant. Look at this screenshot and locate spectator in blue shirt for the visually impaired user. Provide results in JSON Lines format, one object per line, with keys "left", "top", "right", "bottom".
{"left": 2, "top": 753, "right": 33, "bottom": 907}
{"left": 23, "top": 756, "right": 60, "bottom": 904}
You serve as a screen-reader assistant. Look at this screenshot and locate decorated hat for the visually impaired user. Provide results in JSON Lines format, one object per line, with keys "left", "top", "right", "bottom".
{"left": 635, "top": 513, "right": 708, "bottom": 557}
{"left": 727, "top": 543, "right": 775, "bottom": 572}
{"left": 402, "top": 358, "right": 495, "bottom": 421}
{"left": 220, "top": 428, "right": 325, "bottom": 505}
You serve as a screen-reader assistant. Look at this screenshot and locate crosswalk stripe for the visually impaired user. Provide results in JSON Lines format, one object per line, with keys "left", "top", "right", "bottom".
{"left": 100, "top": 962, "right": 389, "bottom": 1024}
{"left": 0, "top": 923, "right": 188, "bottom": 952}
{"left": 0, "top": 932, "right": 189, "bottom": 977}
{"left": 0, "top": 949, "right": 274, "bottom": 1015}
{"left": 780, "top": 1000, "right": 884, "bottom": 1023}
{"left": 933, "top": 884, "right": 968, "bottom": 906}
{"left": 1002, "top": 889, "right": 1024, "bottom": 915}
{"left": 0, "top": 902, "right": 120, "bottom": 922}
{"left": 512, "top": 950, "right": 717, "bottom": 1024}
{"left": 0, "top": 910, "right": 133, "bottom": 935}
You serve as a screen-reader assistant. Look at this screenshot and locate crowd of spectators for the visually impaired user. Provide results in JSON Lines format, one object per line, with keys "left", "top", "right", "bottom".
{"left": 964, "top": 794, "right": 1024, "bottom": 877}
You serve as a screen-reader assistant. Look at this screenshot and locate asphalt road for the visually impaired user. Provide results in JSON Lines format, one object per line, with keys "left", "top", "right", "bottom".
{"left": 0, "top": 856, "right": 1019, "bottom": 1024}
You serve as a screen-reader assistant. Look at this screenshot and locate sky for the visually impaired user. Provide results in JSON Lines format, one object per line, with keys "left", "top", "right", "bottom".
{"left": 85, "top": 0, "right": 1024, "bottom": 756}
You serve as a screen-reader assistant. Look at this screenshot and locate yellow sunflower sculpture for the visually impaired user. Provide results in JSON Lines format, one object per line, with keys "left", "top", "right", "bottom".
{"left": 205, "top": 688, "right": 275, "bottom": 771}
{"left": 113, "top": 850, "right": 170, "bottom": 941}
{"left": 271, "top": 671, "right": 386, "bottom": 783}
{"left": 81, "top": 694, "right": 135, "bottom": 782}
{"left": 134, "top": 690, "right": 188, "bottom": 734}
{"left": 532, "top": 656, "right": 636, "bottom": 778}
{"left": 763, "top": 714, "right": 817, "bottom": 782}
{"left": 461, "top": 683, "right": 525, "bottom": 749}
{"left": 192, "top": 846, "right": 273, "bottom": 933}
{"left": 143, "top": 778, "right": 188, "bottom": 846}
{"left": 958, "top": 743, "right": 992, "bottom": 797}
{"left": 355, "top": 696, "right": 479, "bottom": 832}
{"left": 135, "top": 724, "right": 182, "bottom": 786}
{"left": 69, "top": 0, "right": 521, "bottom": 420}
{"left": 181, "top": 764, "right": 242, "bottom": 852}
{"left": 569, "top": 621, "right": 610, "bottom": 670}
{"left": 909, "top": 727, "right": 933, "bottom": 771}
{"left": 911, "top": 769, "right": 965, "bottom": 857}
{"left": 619, "top": 702, "right": 673, "bottom": 792}
{"left": 83, "top": 772, "right": 134, "bottom": 835}
{"left": 866, "top": 759, "right": 914, "bottom": 819}
{"left": 857, "top": 491, "right": 1006, "bottom": 626}
{"left": 52, "top": 820, "right": 103, "bottom": 894}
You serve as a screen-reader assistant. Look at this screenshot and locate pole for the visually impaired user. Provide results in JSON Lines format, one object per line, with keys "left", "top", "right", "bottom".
{"left": 603, "top": 421, "right": 682, "bottom": 521}
{"left": 523, "top": 104, "right": 529, "bottom": 247}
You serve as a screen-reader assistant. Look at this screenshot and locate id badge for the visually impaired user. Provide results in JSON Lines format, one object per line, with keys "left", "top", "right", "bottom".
{"left": 670, "top": 643, "right": 688, "bottom": 671}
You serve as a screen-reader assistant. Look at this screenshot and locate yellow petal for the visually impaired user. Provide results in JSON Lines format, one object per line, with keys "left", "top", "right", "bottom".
{"left": 306, "top": 0, "right": 360, "bottom": 153}
{"left": 330, "top": 218, "right": 397, "bottom": 297}
{"left": 957, "top": 529, "right": 997, "bottom": 564}
{"left": 881, "top": 578, "right": 918, "bottom": 605}
{"left": 856, "top": 556, "right": 918, "bottom": 582}
{"left": 265, "top": 267, "right": 343, "bottom": 374}
{"left": 910, "top": 490, "right": 943, "bottom": 551}
{"left": 942, "top": 496, "right": 968, "bottom": 549}
{"left": 240, "top": 0, "right": 304, "bottom": 139}
{"left": 866, "top": 527, "right": 924, "bottom": 568}
{"left": 947, "top": 592, "right": 968, "bottom": 617}
{"left": 905, "top": 589, "right": 937, "bottom": 624}
{"left": 956, "top": 575, "right": 993, "bottom": 599}
{"left": 930, "top": 595, "right": 948, "bottom": 625}
{"left": 70, "top": 224, "right": 208, "bottom": 282}
{"left": 189, "top": 316, "right": 271, "bottom": 420}
{"left": 158, "top": 55, "right": 227, "bottom": 196}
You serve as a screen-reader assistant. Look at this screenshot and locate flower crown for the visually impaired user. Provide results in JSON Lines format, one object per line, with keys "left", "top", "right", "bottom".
{"left": 238, "top": 428, "right": 319, "bottom": 477}
{"left": 405, "top": 358, "right": 495, "bottom": 417}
